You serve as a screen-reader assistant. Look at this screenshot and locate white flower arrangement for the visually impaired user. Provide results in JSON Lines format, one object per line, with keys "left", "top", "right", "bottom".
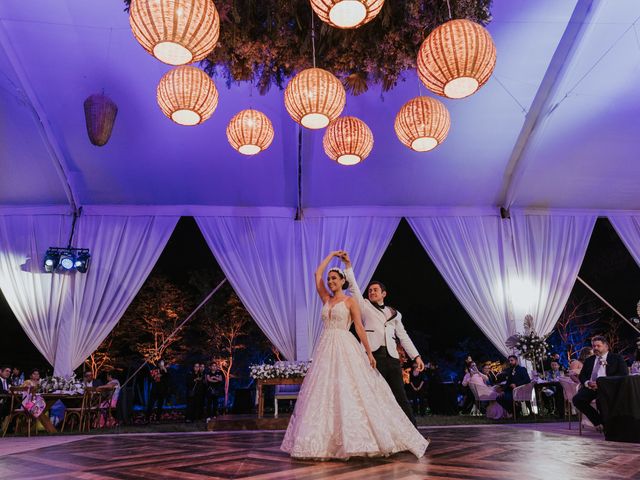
{"left": 249, "top": 361, "right": 311, "bottom": 380}
{"left": 512, "top": 331, "right": 549, "bottom": 363}
{"left": 39, "top": 374, "right": 84, "bottom": 394}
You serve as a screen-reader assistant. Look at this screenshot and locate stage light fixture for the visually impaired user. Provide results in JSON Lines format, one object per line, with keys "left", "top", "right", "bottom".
{"left": 43, "top": 247, "right": 91, "bottom": 274}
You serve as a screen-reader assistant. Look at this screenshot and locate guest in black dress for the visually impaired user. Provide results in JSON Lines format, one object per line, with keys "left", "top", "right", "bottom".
{"left": 407, "top": 362, "right": 427, "bottom": 416}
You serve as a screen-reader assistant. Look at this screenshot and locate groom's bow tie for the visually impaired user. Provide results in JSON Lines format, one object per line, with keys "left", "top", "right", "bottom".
{"left": 372, "top": 302, "right": 385, "bottom": 311}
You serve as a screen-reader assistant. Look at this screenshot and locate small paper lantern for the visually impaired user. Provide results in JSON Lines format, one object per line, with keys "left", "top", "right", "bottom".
{"left": 417, "top": 19, "right": 496, "bottom": 99}
{"left": 129, "top": 0, "right": 220, "bottom": 66}
{"left": 157, "top": 66, "right": 218, "bottom": 125}
{"left": 83, "top": 93, "right": 118, "bottom": 146}
{"left": 323, "top": 116, "right": 373, "bottom": 165}
{"left": 394, "top": 96, "right": 450, "bottom": 151}
{"left": 226, "top": 109, "right": 274, "bottom": 155}
{"left": 284, "top": 68, "right": 346, "bottom": 129}
{"left": 310, "top": 0, "right": 385, "bottom": 29}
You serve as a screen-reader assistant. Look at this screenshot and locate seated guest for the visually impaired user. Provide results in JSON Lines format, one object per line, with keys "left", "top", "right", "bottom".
{"left": 631, "top": 349, "right": 640, "bottom": 375}
{"left": 544, "top": 352, "right": 565, "bottom": 371}
{"left": 496, "top": 355, "right": 531, "bottom": 413}
{"left": 0, "top": 365, "right": 11, "bottom": 420}
{"left": 568, "top": 359, "right": 583, "bottom": 384}
{"left": 10, "top": 367, "right": 24, "bottom": 387}
{"left": 572, "top": 336, "right": 628, "bottom": 432}
{"left": 83, "top": 371, "right": 103, "bottom": 388}
{"left": 542, "top": 361, "right": 565, "bottom": 417}
{"left": 481, "top": 363, "right": 497, "bottom": 386}
{"left": 22, "top": 369, "right": 41, "bottom": 388}
{"left": 105, "top": 372, "right": 121, "bottom": 408}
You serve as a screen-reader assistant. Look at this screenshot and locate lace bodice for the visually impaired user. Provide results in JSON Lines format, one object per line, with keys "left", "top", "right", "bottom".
{"left": 321, "top": 300, "right": 352, "bottom": 330}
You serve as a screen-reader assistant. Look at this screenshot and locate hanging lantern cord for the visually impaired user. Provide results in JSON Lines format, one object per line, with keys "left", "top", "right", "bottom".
{"left": 446, "top": 0, "right": 452, "bottom": 20}
{"left": 311, "top": 11, "right": 317, "bottom": 68}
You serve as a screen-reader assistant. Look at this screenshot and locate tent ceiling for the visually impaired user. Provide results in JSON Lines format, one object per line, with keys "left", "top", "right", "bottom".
{"left": 0, "top": 0, "right": 637, "bottom": 213}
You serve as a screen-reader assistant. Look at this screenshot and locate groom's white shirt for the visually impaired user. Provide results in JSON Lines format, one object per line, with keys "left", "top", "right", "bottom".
{"left": 344, "top": 267, "right": 420, "bottom": 360}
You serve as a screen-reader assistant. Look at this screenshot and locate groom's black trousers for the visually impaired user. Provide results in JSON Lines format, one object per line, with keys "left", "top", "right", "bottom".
{"left": 373, "top": 348, "right": 417, "bottom": 426}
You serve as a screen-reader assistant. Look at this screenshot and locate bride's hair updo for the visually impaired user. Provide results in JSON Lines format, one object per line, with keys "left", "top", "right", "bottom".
{"left": 328, "top": 267, "right": 350, "bottom": 290}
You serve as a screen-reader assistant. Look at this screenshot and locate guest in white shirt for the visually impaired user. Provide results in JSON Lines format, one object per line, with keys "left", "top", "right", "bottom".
{"left": 572, "top": 336, "right": 628, "bottom": 431}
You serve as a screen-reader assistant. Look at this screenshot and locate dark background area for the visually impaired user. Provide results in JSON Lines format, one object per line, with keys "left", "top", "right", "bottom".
{"left": 1, "top": 216, "right": 638, "bottom": 374}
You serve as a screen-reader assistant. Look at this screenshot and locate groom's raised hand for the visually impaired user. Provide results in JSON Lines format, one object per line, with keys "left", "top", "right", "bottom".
{"left": 415, "top": 356, "right": 425, "bottom": 372}
{"left": 341, "top": 252, "right": 352, "bottom": 268}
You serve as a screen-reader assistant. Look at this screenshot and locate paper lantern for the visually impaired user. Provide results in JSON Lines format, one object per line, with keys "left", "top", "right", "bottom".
{"left": 284, "top": 68, "right": 346, "bottom": 129}
{"left": 417, "top": 19, "right": 496, "bottom": 99}
{"left": 323, "top": 116, "right": 373, "bottom": 165}
{"left": 157, "top": 66, "right": 218, "bottom": 125}
{"left": 394, "top": 96, "right": 450, "bottom": 151}
{"left": 83, "top": 93, "right": 118, "bottom": 146}
{"left": 226, "top": 109, "right": 274, "bottom": 155}
{"left": 129, "top": 0, "right": 220, "bottom": 66}
{"left": 310, "top": 0, "right": 385, "bottom": 29}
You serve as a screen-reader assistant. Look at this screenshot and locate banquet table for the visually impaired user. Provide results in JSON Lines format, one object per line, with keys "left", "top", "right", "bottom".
{"left": 38, "top": 393, "right": 83, "bottom": 433}
{"left": 597, "top": 375, "right": 640, "bottom": 443}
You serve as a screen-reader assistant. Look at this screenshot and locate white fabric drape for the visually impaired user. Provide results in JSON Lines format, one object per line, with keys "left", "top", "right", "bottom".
{"left": 408, "top": 216, "right": 514, "bottom": 356}
{"left": 195, "top": 216, "right": 298, "bottom": 360}
{"left": 0, "top": 215, "right": 178, "bottom": 376}
{"left": 300, "top": 217, "right": 400, "bottom": 351}
{"left": 196, "top": 216, "right": 399, "bottom": 360}
{"left": 609, "top": 215, "right": 640, "bottom": 267}
{"left": 407, "top": 214, "right": 595, "bottom": 356}
{"left": 509, "top": 215, "right": 596, "bottom": 336}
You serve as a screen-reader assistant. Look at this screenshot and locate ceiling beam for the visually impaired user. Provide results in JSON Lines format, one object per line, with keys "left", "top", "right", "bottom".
{"left": 498, "top": 0, "right": 600, "bottom": 210}
{"left": 0, "top": 19, "right": 80, "bottom": 212}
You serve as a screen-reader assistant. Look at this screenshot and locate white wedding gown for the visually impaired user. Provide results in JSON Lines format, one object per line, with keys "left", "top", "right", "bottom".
{"left": 281, "top": 299, "right": 429, "bottom": 459}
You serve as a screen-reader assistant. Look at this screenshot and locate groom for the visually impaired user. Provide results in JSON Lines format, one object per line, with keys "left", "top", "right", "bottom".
{"left": 341, "top": 252, "right": 424, "bottom": 426}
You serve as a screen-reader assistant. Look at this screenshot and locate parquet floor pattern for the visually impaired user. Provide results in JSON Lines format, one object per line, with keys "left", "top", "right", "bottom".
{"left": 1, "top": 426, "right": 639, "bottom": 480}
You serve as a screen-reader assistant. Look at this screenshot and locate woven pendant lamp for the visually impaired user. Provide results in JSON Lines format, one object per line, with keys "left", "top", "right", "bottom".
{"left": 83, "top": 93, "right": 118, "bottom": 146}
{"left": 417, "top": 19, "right": 496, "bottom": 99}
{"left": 129, "top": 0, "right": 220, "bottom": 66}
{"left": 394, "top": 96, "right": 450, "bottom": 152}
{"left": 323, "top": 116, "right": 373, "bottom": 165}
{"left": 226, "top": 109, "right": 274, "bottom": 155}
{"left": 157, "top": 66, "right": 218, "bottom": 125}
{"left": 284, "top": 68, "right": 346, "bottom": 129}
{"left": 310, "top": 0, "right": 385, "bottom": 29}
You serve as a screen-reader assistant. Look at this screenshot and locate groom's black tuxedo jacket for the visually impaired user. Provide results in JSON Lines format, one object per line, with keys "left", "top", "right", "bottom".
{"left": 578, "top": 353, "right": 628, "bottom": 385}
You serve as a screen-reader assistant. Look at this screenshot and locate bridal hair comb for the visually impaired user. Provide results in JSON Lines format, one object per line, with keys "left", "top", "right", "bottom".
{"left": 328, "top": 267, "right": 346, "bottom": 278}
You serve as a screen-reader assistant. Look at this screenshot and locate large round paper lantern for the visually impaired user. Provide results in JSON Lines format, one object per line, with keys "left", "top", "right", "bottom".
{"left": 417, "top": 19, "right": 496, "bottom": 99}
{"left": 394, "top": 96, "right": 450, "bottom": 152}
{"left": 129, "top": 0, "right": 220, "bottom": 66}
{"left": 226, "top": 109, "right": 274, "bottom": 155}
{"left": 284, "top": 68, "right": 346, "bottom": 129}
{"left": 310, "top": 0, "right": 385, "bottom": 29}
{"left": 323, "top": 116, "right": 373, "bottom": 165}
{"left": 157, "top": 66, "right": 218, "bottom": 125}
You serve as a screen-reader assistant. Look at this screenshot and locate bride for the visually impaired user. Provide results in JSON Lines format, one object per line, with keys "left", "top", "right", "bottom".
{"left": 281, "top": 251, "right": 429, "bottom": 460}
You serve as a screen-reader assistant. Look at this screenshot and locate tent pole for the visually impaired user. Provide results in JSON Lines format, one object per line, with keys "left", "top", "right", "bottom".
{"left": 576, "top": 275, "right": 640, "bottom": 334}
{"left": 120, "top": 277, "right": 228, "bottom": 388}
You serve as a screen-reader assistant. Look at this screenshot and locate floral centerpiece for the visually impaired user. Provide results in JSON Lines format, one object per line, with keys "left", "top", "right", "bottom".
{"left": 506, "top": 315, "right": 550, "bottom": 375}
{"left": 39, "top": 374, "right": 84, "bottom": 394}
{"left": 249, "top": 361, "right": 311, "bottom": 380}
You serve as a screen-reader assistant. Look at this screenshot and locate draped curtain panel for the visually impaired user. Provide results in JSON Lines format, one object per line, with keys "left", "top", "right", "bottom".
{"left": 0, "top": 215, "right": 72, "bottom": 365}
{"left": 608, "top": 215, "right": 640, "bottom": 267}
{"left": 509, "top": 214, "right": 596, "bottom": 337}
{"left": 408, "top": 214, "right": 595, "bottom": 356}
{"left": 300, "top": 216, "right": 401, "bottom": 351}
{"left": 407, "top": 216, "right": 514, "bottom": 356}
{"left": 195, "top": 216, "right": 298, "bottom": 360}
{"left": 0, "top": 215, "right": 178, "bottom": 376}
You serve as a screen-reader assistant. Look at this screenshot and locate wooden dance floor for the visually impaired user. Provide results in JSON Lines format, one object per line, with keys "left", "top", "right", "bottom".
{"left": 1, "top": 425, "right": 639, "bottom": 479}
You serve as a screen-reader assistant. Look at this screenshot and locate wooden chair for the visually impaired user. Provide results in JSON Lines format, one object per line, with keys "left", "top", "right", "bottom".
{"left": 512, "top": 382, "right": 536, "bottom": 421}
{"left": 83, "top": 387, "right": 103, "bottom": 431}
{"left": 274, "top": 384, "right": 300, "bottom": 418}
{"left": 2, "top": 386, "right": 35, "bottom": 437}
{"left": 61, "top": 388, "right": 92, "bottom": 432}
{"left": 558, "top": 378, "right": 579, "bottom": 430}
{"left": 96, "top": 385, "right": 116, "bottom": 428}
